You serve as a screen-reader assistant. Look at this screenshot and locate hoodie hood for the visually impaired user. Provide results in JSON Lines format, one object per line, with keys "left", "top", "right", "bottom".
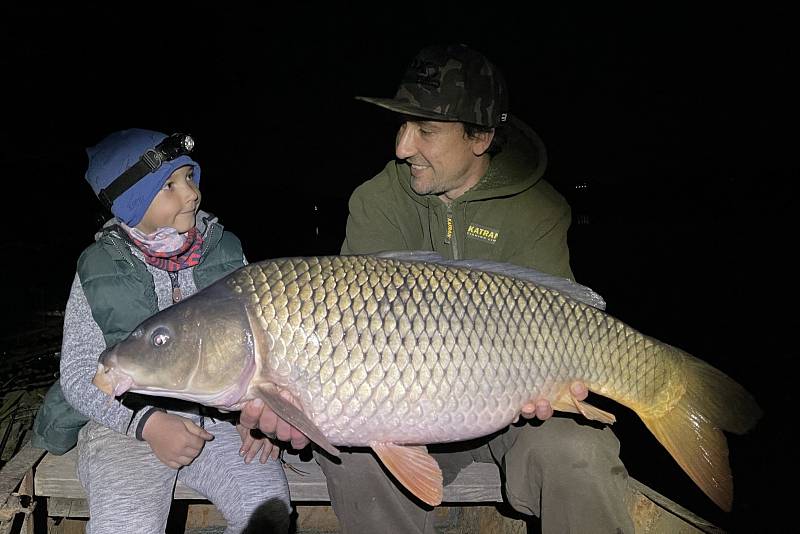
{"left": 397, "top": 114, "right": 547, "bottom": 206}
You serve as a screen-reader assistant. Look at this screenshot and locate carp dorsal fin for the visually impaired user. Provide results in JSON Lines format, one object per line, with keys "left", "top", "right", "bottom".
{"left": 372, "top": 251, "right": 607, "bottom": 310}
{"left": 370, "top": 442, "right": 443, "bottom": 506}
{"left": 255, "top": 384, "right": 340, "bottom": 458}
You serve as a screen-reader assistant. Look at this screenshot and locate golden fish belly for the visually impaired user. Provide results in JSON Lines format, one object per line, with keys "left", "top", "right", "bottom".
{"left": 229, "top": 255, "right": 674, "bottom": 446}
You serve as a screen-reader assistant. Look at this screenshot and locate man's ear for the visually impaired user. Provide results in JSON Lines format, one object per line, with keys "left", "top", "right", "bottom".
{"left": 472, "top": 129, "right": 495, "bottom": 156}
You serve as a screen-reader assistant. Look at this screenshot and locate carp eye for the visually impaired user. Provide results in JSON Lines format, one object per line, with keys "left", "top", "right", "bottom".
{"left": 151, "top": 328, "right": 170, "bottom": 347}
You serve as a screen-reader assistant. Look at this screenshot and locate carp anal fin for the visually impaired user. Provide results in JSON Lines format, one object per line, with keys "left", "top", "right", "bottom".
{"left": 370, "top": 442, "right": 443, "bottom": 507}
{"left": 373, "top": 251, "right": 606, "bottom": 310}
{"left": 551, "top": 390, "right": 617, "bottom": 424}
{"left": 255, "top": 384, "right": 340, "bottom": 458}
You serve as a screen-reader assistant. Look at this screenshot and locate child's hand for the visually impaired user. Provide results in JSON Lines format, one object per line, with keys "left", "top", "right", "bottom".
{"left": 142, "top": 411, "right": 214, "bottom": 469}
{"left": 236, "top": 423, "right": 275, "bottom": 463}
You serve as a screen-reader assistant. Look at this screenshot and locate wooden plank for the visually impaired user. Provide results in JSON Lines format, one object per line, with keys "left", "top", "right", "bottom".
{"left": 34, "top": 449, "right": 503, "bottom": 504}
{"left": 46, "top": 518, "right": 87, "bottom": 534}
{"left": 31, "top": 449, "right": 723, "bottom": 534}
{"left": 0, "top": 441, "right": 46, "bottom": 500}
{"left": 34, "top": 448, "right": 209, "bottom": 501}
{"left": 628, "top": 479, "right": 724, "bottom": 534}
{"left": 442, "top": 462, "right": 502, "bottom": 502}
{"left": 32, "top": 449, "right": 83, "bottom": 500}
{"left": 1, "top": 443, "right": 43, "bottom": 534}
{"left": 18, "top": 471, "right": 34, "bottom": 534}
{"left": 47, "top": 497, "right": 87, "bottom": 518}
{"left": 0, "top": 439, "right": 46, "bottom": 529}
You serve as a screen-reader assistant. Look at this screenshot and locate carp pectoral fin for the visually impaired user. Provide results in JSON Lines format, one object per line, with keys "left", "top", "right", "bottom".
{"left": 370, "top": 442, "right": 443, "bottom": 507}
{"left": 255, "top": 384, "right": 340, "bottom": 458}
{"left": 551, "top": 391, "right": 617, "bottom": 424}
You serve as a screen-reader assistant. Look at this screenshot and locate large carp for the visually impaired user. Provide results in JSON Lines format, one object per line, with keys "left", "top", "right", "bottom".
{"left": 93, "top": 253, "right": 761, "bottom": 510}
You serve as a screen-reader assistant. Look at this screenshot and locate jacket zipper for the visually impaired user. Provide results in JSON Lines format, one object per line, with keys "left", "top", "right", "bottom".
{"left": 169, "top": 271, "right": 182, "bottom": 302}
{"left": 444, "top": 205, "right": 460, "bottom": 259}
{"left": 109, "top": 237, "right": 135, "bottom": 269}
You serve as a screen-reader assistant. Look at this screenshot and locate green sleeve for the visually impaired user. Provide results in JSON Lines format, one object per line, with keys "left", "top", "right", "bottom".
{"left": 341, "top": 172, "right": 415, "bottom": 255}
{"left": 526, "top": 205, "right": 575, "bottom": 281}
{"left": 497, "top": 182, "right": 575, "bottom": 281}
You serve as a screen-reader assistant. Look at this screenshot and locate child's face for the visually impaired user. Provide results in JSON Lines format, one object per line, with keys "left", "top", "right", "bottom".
{"left": 135, "top": 165, "right": 201, "bottom": 234}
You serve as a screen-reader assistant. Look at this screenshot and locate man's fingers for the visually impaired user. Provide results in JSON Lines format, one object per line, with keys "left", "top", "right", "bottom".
{"left": 259, "top": 407, "right": 279, "bottom": 435}
{"left": 275, "top": 418, "right": 292, "bottom": 442}
{"left": 260, "top": 443, "right": 272, "bottom": 464}
{"left": 535, "top": 400, "right": 554, "bottom": 420}
{"left": 516, "top": 383, "right": 587, "bottom": 422}
{"left": 244, "top": 443, "right": 260, "bottom": 464}
{"left": 290, "top": 429, "right": 310, "bottom": 450}
{"left": 570, "top": 381, "right": 589, "bottom": 400}
{"left": 241, "top": 390, "right": 310, "bottom": 450}
{"left": 239, "top": 398, "right": 263, "bottom": 429}
{"left": 261, "top": 441, "right": 279, "bottom": 461}
{"left": 240, "top": 433, "right": 254, "bottom": 456}
{"left": 519, "top": 399, "right": 552, "bottom": 420}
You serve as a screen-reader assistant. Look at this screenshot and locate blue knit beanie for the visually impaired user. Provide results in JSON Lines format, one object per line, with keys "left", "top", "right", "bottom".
{"left": 85, "top": 129, "right": 201, "bottom": 227}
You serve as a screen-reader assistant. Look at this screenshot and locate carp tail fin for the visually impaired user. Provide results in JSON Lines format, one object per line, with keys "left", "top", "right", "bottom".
{"left": 638, "top": 356, "right": 762, "bottom": 512}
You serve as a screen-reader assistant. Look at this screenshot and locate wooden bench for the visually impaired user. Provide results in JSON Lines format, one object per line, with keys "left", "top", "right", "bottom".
{"left": 32, "top": 447, "right": 504, "bottom": 516}
{"left": 3, "top": 443, "right": 724, "bottom": 533}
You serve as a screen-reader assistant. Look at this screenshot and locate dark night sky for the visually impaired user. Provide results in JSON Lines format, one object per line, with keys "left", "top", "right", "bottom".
{"left": 1, "top": 4, "right": 795, "bottom": 531}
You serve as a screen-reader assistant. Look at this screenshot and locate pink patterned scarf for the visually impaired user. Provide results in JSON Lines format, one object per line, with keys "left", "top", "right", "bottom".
{"left": 123, "top": 225, "right": 204, "bottom": 271}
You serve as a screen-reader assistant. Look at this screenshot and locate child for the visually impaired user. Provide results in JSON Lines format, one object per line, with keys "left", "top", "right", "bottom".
{"left": 58, "top": 129, "right": 290, "bottom": 533}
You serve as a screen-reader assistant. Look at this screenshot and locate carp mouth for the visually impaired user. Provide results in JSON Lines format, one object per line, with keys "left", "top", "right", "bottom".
{"left": 92, "top": 363, "right": 135, "bottom": 397}
{"left": 91, "top": 353, "right": 257, "bottom": 410}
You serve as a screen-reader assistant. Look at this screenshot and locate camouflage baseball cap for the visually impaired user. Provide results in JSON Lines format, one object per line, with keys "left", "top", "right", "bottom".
{"left": 356, "top": 44, "right": 509, "bottom": 127}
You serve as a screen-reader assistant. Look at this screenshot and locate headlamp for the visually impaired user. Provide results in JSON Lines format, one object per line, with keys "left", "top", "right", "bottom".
{"left": 98, "top": 133, "right": 195, "bottom": 211}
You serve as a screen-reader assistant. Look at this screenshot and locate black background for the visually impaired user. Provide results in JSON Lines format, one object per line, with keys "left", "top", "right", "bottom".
{"left": 1, "top": 4, "right": 794, "bottom": 532}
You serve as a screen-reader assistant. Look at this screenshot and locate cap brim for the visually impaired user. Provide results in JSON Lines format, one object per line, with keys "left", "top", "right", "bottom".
{"left": 355, "top": 96, "right": 461, "bottom": 122}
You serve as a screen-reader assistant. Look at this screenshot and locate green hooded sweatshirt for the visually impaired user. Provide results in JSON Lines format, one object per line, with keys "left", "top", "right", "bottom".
{"left": 341, "top": 116, "right": 574, "bottom": 280}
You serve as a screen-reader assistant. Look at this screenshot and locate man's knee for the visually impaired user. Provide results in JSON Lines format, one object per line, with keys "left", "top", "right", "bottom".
{"left": 501, "top": 418, "right": 632, "bottom": 530}
{"left": 316, "top": 450, "right": 434, "bottom": 534}
{"left": 515, "top": 418, "right": 619, "bottom": 464}
{"left": 317, "top": 449, "right": 401, "bottom": 505}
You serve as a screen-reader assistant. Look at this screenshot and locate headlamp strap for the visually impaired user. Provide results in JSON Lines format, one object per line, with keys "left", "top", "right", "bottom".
{"left": 98, "top": 158, "right": 155, "bottom": 211}
{"left": 96, "top": 133, "right": 193, "bottom": 212}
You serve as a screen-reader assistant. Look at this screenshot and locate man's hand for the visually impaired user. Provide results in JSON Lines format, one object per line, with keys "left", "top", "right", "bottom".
{"left": 239, "top": 395, "right": 310, "bottom": 452}
{"left": 517, "top": 381, "right": 589, "bottom": 421}
{"left": 236, "top": 423, "right": 274, "bottom": 464}
{"left": 142, "top": 411, "right": 213, "bottom": 469}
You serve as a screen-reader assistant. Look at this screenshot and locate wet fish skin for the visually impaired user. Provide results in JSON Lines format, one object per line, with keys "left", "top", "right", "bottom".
{"left": 93, "top": 254, "right": 761, "bottom": 510}
{"left": 238, "top": 255, "right": 630, "bottom": 445}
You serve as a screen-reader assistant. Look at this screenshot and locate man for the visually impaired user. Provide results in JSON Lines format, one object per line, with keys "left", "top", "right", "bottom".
{"left": 241, "top": 44, "right": 633, "bottom": 533}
